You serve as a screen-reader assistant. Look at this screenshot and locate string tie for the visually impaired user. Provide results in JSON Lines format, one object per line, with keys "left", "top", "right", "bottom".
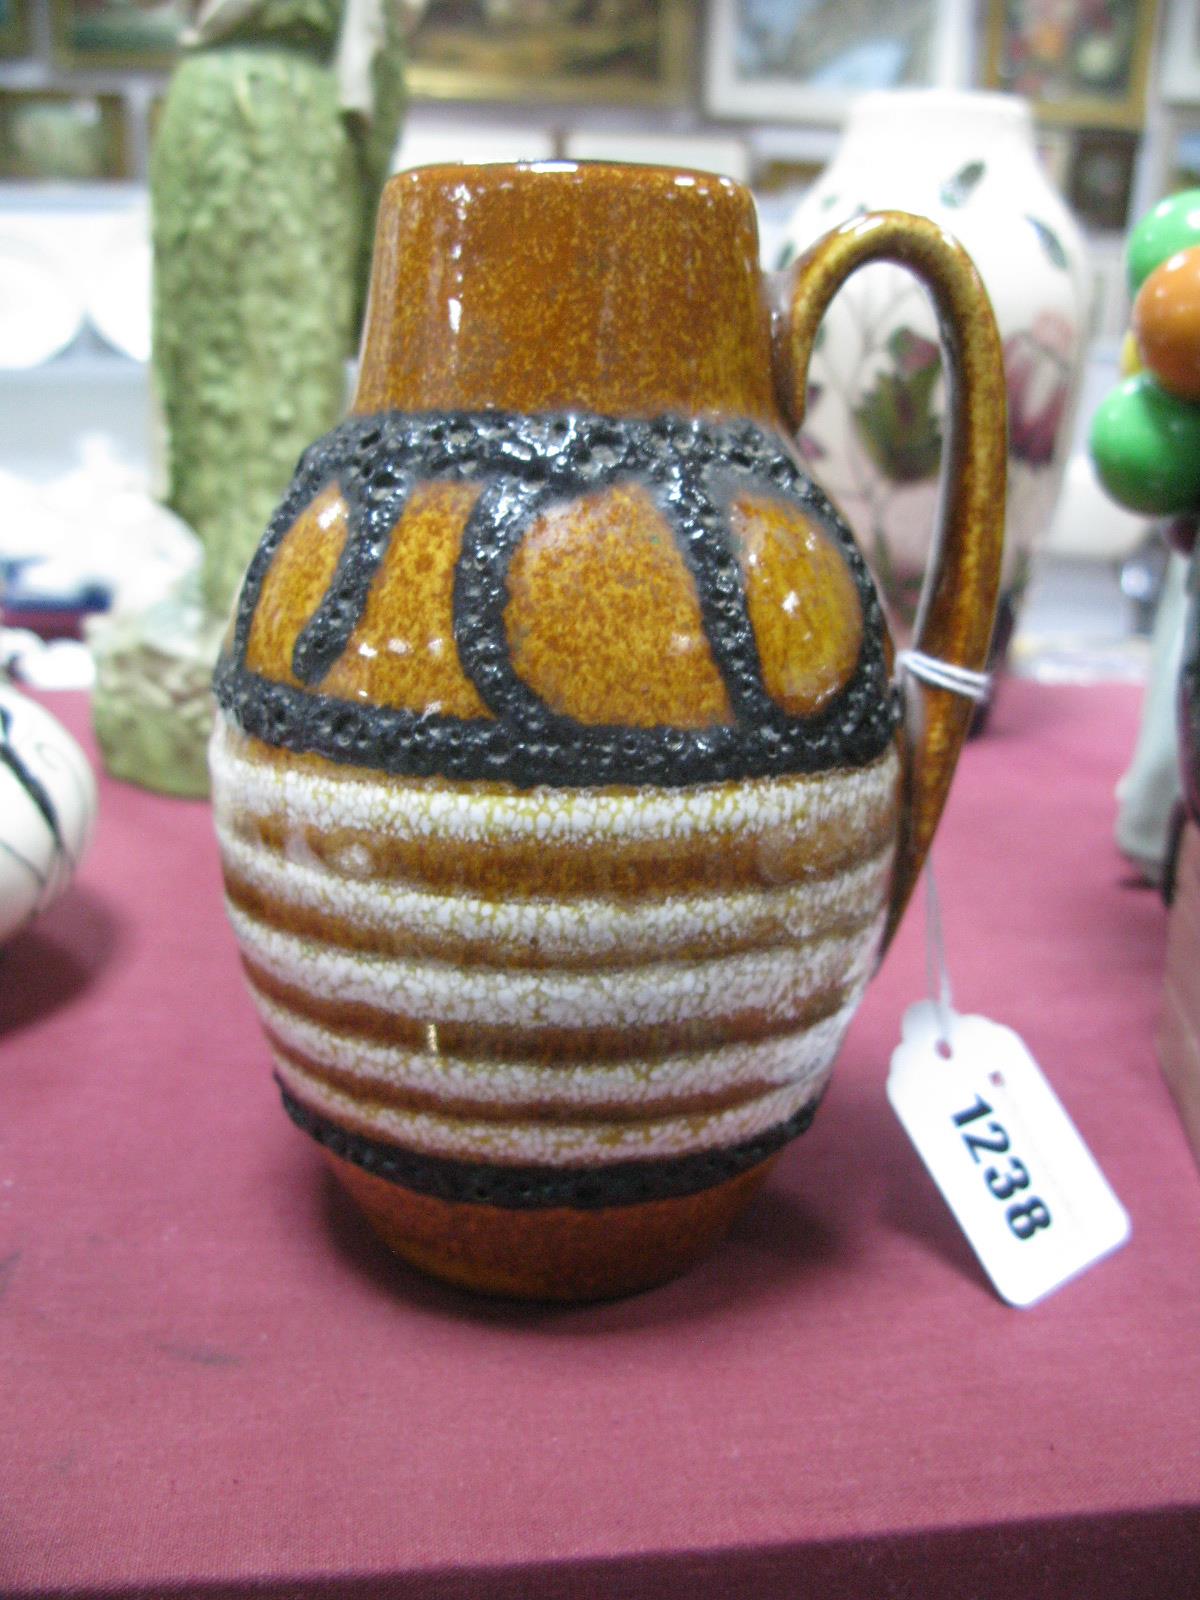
{"left": 897, "top": 648, "right": 992, "bottom": 704}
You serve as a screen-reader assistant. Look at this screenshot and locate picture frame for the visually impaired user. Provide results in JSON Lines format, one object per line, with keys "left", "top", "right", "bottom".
{"left": 983, "top": 0, "right": 1157, "bottom": 129}
{"left": 1162, "top": 0, "right": 1200, "bottom": 104}
{"left": 0, "top": 89, "right": 131, "bottom": 180}
{"left": 406, "top": 0, "right": 691, "bottom": 107}
{"left": 0, "top": 0, "right": 30, "bottom": 60}
{"left": 704, "top": 0, "right": 962, "bottom": 124}
{"left": 1066, "top": 128, "right": 1140, "bottom": 233}
{"left": 50, "top": 0, "right": 187, "bottom": 71}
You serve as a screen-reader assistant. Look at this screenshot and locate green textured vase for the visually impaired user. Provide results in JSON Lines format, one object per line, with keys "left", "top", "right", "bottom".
{"left": 152, "top": 44, "right": 361, "bottom": 620}
{"left": 92, "top": 2, "right": 406, "bottom": 796}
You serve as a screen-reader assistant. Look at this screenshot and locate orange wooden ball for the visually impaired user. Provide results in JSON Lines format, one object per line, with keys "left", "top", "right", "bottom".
{"left": 1134, "top": 244, "right": 1200, "bottom": 401}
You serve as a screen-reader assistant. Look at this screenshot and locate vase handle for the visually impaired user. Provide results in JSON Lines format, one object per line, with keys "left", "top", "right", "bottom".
{"left": 775, "top": 211, "right": 1007, "bottom": 951}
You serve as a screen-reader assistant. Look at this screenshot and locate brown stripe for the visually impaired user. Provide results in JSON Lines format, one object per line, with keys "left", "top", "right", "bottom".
{"left": 276, "top": 1064, "right": 777, "bottom": 1170}
{"left": 269, "top": 1033, "right": 798, "bottom": 1125}
{"left": 226, "top": 796, "right": 898, "bottom": 898}
{"left": 243, "top": 957, "right": 849, "bottom": 1063}
{"left": 223, "top": 869, "right": 881, "bottom": 969}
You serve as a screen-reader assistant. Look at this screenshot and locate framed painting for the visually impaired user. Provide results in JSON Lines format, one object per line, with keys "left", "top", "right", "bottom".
{"left": 405, "top": 0, "right": 691, "bottom": 106}
{"left": 51, "top": 0, "right": 187, "bottom": 70}
{"left": 0, "top": 0, "right": 30, "bottom": 59}
{"left": 983, "top": 0, "right": 1157, "bottom": 129}
{"left": 0, "top": 89, "right": 131, "bottom": 180}
{"left": 705, "top": 0, "right": 961, "bottom": 123}
{"left": 1066, "top": 129, "right": 1140, "bottom": 233}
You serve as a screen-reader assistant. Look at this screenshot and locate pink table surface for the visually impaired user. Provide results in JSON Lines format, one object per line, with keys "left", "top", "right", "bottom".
{"left": 3, "top": 682, "right": 1199, "bottom": 1600}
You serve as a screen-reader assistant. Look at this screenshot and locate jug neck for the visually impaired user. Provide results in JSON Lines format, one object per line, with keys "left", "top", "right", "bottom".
{"left": 352, "top": 162, "right": 782, "bottom": 426}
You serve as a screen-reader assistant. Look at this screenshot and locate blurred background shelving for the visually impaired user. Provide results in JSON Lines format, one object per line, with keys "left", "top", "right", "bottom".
{"left": 0, "top": 0, "right": 1194, "bottom": 671}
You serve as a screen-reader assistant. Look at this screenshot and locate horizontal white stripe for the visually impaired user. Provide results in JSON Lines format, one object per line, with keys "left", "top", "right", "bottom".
{"left": 228, "top": 900, "right": 882, "bottom": 1028}
{"left": 275, "top": 1052, "right": 828, "bottom": 1165}
{"left": 217, "top": 825, "right": 893, "bottom": 961}
{"left": 210, "top": 715, "right": 900, "bottom": 849}
{"left": 253, "top": 989, "right": 853, "bottom": 1107}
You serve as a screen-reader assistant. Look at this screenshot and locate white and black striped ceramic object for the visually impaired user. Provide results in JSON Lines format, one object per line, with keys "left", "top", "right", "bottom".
{"left": 0, "top": 684, "right": 95, "bottom": 945}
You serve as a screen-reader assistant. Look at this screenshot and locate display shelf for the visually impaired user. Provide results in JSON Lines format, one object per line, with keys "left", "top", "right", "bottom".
{"left": 2, "top": 683, "right": 1197, "bottom": 1599}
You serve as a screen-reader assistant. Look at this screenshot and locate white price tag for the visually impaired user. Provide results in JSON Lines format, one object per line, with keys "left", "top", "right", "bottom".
{"left": 888, "top": 1000, "right": 1130, "bottom": 1307}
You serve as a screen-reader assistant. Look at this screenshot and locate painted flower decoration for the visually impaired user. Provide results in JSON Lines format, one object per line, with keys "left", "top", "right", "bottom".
{"left": 852, "top": 325, "right": 944, "bottom": 483}
{"left": 797, "top": 381, "right": 826, "bottom": 463}
{"left": 1004, "top": 313, "right": 1075, "bottom": 469}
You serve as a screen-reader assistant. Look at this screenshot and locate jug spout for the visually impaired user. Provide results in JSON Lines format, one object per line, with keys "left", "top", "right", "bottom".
{"left": 353, "top": 161, "right": 781, "bottom": 426}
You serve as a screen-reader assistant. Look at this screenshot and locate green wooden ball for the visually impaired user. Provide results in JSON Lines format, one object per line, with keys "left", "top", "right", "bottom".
{"left": 1089, "top": 373, "right": 1200, "bottom": 515}
{"left": 1128, "top": 190, "right": 1200, "bottom": 293}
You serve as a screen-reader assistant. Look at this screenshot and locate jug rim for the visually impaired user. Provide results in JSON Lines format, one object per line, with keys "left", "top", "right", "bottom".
{"left": 384, "top": 158, "right": 752, "bottom": 195}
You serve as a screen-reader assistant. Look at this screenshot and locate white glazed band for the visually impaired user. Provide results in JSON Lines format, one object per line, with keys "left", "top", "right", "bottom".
{"left": 212, "top": 714, "right": 900, "bottom": 1170}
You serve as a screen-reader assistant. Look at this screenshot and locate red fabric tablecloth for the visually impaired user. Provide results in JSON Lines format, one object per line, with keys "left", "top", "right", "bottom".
{"left": 3, "top": 682, "right": 1198, "bottom": 1599}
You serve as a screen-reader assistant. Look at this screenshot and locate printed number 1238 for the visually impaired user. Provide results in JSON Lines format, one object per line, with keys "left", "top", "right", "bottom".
{"left": 953, "top": 1093, "right": 1051, "bottom": 1240}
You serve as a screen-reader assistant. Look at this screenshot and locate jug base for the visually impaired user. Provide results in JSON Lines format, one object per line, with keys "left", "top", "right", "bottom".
{"left": 326, "top": 1152, "right": 780, "bottom": 1303}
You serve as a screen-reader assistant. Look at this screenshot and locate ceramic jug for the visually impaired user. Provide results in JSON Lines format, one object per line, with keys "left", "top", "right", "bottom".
{"left": 210, "top": 162, "right": 1005, "bottom": 1301}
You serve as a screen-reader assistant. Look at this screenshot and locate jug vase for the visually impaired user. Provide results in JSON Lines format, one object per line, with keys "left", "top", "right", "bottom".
{"left": 210, "top": 162, "right": 1006, "bottom": 1300}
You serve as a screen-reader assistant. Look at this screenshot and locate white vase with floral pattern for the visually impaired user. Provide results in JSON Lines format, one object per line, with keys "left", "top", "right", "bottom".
{"left": 780, "top": 90, "right": 1088, "bottom": 653}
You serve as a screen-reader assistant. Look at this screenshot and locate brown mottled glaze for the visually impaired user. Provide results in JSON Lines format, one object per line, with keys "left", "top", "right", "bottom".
{"left": 329, "top": 1151, "right": 780, "bottom": 1303}
{"left": 506, "top": 484, "right": 735, "bottom": 728}
{"left": 210, "top": 163, "right": 1005, "bottom": 1301}
{"left": 732, "top": 494, "right": 864, "bottom": 716}
{"left": 354, "top": 163, "right": 778, "bottom": 423}
{"left": 245, "top": 483, "right": 349, "bottom": 684}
